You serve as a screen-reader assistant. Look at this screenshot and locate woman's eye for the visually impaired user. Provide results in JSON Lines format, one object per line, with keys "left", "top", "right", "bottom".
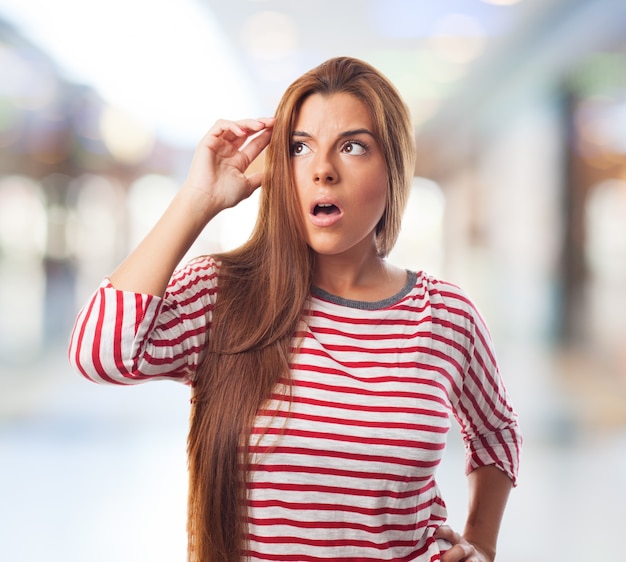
{"left": 291, "top": 142, "right": 310, "bottom": 156}
{"left": 342, "top": 141, "right": 367, "bottom": 155}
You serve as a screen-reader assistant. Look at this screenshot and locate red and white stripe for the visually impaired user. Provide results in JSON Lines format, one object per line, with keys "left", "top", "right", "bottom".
{"left": 68, "top": 255, "right": 521, "bottom": 561}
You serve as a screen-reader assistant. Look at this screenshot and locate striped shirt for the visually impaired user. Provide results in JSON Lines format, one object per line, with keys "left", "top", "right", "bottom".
{"left": 68, "top": 255, "right": 521, "bottom": 561}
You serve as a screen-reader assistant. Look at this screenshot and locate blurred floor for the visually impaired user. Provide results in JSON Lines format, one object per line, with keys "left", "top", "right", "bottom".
{"left": 1, "top": 341, "right": 625, "bottom": 562}
{"left": 0, "top": 348, "right": 190, "bottom": 561}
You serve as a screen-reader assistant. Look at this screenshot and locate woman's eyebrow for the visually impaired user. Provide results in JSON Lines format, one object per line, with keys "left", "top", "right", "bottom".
{"left": 338, "top": 128, "right": 375, "bottom": 138}
{"left": 291, "top": 128, "right": 375, "bottom": 138}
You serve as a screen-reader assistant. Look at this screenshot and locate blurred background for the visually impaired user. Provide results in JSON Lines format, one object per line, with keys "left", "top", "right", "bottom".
{"left": 1, "top": 0, "right": 625, "bottom": 560}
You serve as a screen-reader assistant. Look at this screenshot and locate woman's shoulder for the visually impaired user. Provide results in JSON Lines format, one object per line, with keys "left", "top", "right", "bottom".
{"left": 409, "top": 270, "right": 479, "bottom": 318}
{"left": 176, "top": 254, "right": 220, "bottom": 278}
{"left": 411, "top": 270, "right": 466, "bottom": 299}
{"left": 167, "top": 254, "right": 221, "bottom": 297}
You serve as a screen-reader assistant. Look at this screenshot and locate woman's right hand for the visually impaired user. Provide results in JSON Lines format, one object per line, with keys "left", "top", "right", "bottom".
{"left": 181, "top": 117, "right": 275, "bottom": 221}
{"left": 108, "top": 118, "right": 274, "bottom": 296}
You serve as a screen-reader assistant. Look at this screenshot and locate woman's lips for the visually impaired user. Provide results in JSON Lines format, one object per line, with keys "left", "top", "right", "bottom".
{"left": 309, "top": 202, "right": 343, "bottom": 227}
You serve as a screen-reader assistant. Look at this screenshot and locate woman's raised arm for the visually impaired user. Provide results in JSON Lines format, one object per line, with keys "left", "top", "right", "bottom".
{"left": 109, "top": 117, "right": 274, "bottom": 296}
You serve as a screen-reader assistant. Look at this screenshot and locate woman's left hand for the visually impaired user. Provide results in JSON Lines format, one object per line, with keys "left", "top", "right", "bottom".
{"left": 435, "top": 525, "right": 492, "bottom": 562}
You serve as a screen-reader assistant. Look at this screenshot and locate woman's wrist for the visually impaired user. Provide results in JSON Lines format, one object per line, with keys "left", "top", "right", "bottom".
{"left": 465, "top": 537, "right": 495, "bottom": 562}
{"left": 172, "top": 185, "right": 222, "bottom": 236}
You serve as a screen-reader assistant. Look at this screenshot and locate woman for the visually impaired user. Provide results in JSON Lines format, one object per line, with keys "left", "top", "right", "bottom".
{"left": 69, "top": 57, "right": 521, "bottom": 562}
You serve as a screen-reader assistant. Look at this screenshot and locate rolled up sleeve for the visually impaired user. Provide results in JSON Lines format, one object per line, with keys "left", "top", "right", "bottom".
{"left": 68, "top": 256, "right": 218, "bottom": 386}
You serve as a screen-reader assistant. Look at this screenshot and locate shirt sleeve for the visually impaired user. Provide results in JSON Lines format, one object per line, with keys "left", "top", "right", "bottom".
{"left": 438, "top": 283, "right": 522, "bottom": 486}
{"left": 68, "top": 255, "right": 218, "bottom": 385}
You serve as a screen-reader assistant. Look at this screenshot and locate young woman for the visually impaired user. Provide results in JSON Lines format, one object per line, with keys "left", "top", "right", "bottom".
{"left": 69, "top": 57, "right": 521, "bottom": 562}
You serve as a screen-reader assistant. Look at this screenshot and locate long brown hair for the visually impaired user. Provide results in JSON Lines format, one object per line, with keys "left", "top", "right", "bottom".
{"left": 186, "top": 56, "right": 416, "bottom": 561}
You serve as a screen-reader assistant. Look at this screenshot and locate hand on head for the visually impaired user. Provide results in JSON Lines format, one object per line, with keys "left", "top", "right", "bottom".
{"left": 182, "top": 117, "right": 275, "bottom": 216}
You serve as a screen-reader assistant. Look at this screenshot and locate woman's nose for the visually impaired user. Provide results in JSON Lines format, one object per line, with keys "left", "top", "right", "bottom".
{"left": 313, "top": 154, "right": 338, "bottom": 184}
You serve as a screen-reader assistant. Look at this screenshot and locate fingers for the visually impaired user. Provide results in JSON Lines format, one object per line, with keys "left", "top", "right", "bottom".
{"left": 239, "top": 125, "right": 273, "bottom": 165}
{"left": 444, "top": 543, "right": 476, "bottom": 561}
{"left": 435, "top": 526, "right": 485, "bottom": 562}
{"left": 197, "top": 118, "right": 274, "bottom": 171}
{"left": 434, "top": 524, "right": 454, "bottom": 541}
{"left": 205, "top": 118, "right": 274, "bottom": 146}
{"left": 245, "top": 171, "right": 264, "bottom": 193}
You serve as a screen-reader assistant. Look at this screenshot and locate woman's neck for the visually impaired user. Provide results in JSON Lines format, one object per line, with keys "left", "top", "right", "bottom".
{"left": 313, "top": 252, "right": 406, "bottom": 302}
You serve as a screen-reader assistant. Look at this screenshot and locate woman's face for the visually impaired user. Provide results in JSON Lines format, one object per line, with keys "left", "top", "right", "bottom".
{"left": 290, "top": 92, "right": 388, "bottom": 260}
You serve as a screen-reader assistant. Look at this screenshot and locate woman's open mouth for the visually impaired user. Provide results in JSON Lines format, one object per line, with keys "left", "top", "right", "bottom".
{"left": 310, "top": 201, "right": 343, "bottom": 226}
{"left": 313, "top": 203, "right": 340, "bottom": 216}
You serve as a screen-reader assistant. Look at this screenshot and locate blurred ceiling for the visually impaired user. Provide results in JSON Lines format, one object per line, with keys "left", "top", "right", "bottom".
{"left": 2, "top": 0, "right": 626, "bottom": 147}
{"left": 200, "top": 0, "right": 556, "bottom": 122}
{"left": 199, "top": 0, "right": 565, "bottom": 121}
{"left": 201, "top": 0, "right": 626, "bottom": 135}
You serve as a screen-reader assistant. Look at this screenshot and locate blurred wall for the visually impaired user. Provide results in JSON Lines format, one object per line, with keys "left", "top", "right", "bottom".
{"left": 413, "top": 0, "right": 626, "bottom": 432}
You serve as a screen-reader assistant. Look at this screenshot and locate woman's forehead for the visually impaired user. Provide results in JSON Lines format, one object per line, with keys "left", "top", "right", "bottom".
{"left": 292, "top": 92, "right": 375, "bottom": 136}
